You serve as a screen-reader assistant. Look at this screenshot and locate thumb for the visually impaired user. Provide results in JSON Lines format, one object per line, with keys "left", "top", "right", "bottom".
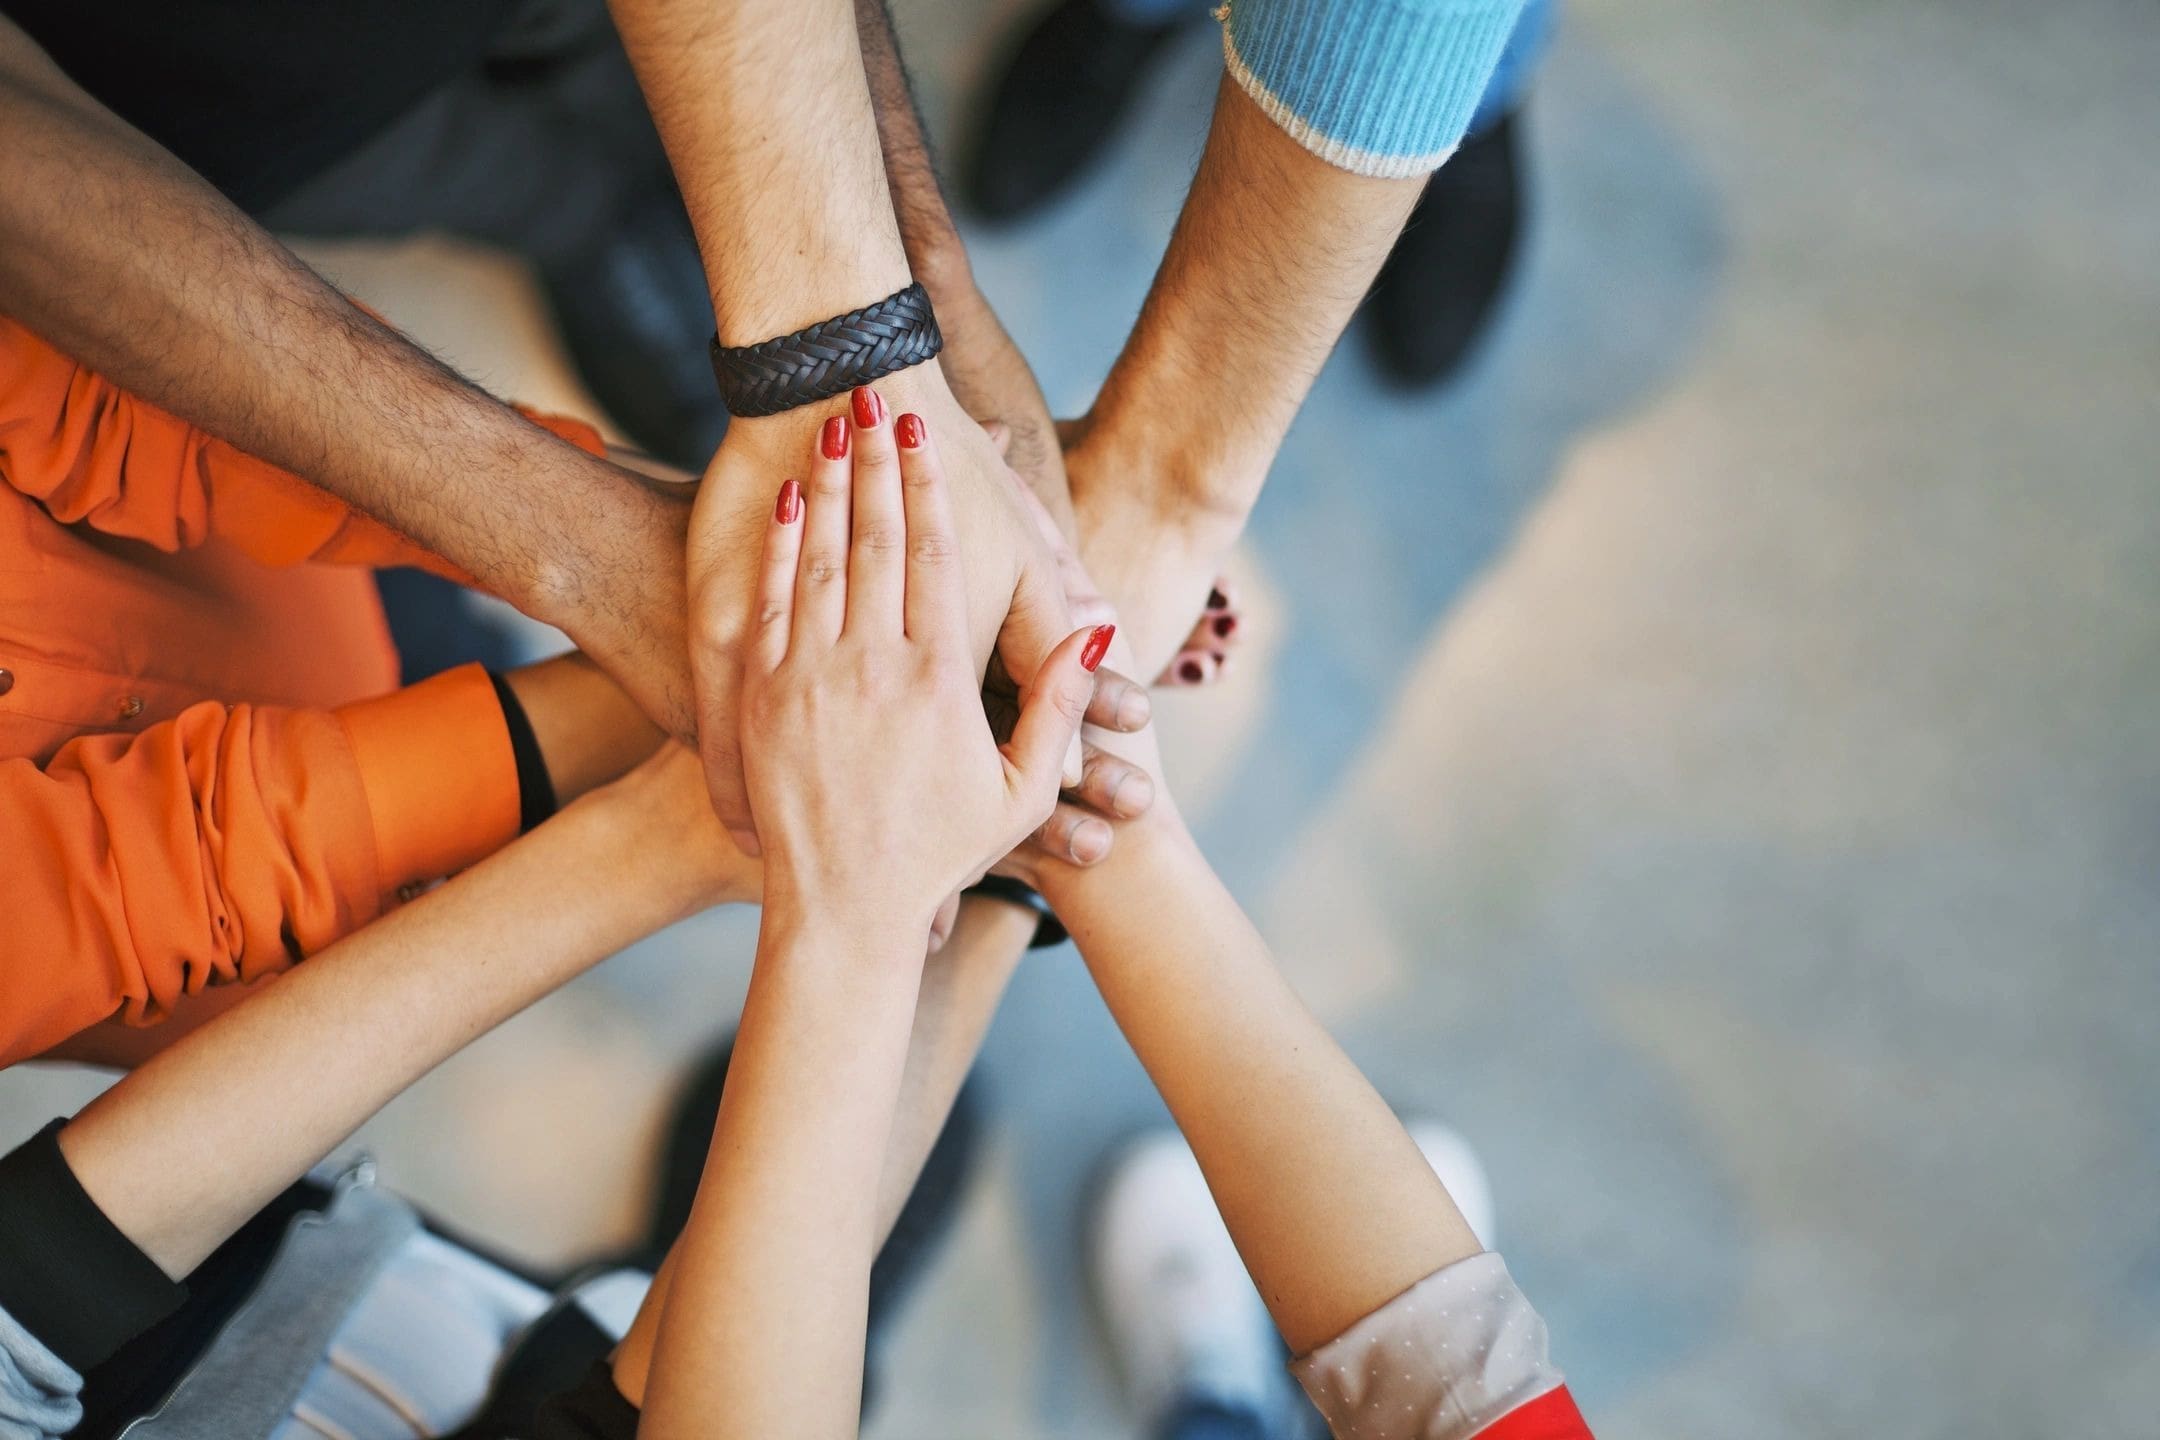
{"left": 998, "top": 549, "right": 1086, "bottom": 787}
{"left": 1005, "top": 624, "right": 1114, "bottom": 814}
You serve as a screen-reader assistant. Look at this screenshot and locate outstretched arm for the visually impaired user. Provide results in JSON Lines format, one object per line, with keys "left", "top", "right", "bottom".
{"left": 0, "top": 15, "right": 693, "bottom": 737}
{"left": 1041, "top": 803, "right": 1480, "bottom": 1353}
{"left": 1072, "top": 0, "right": 1525, "bottom": 676}
{"left": 852, "top": 0, "right": 1071, "bottom": 521}
{"left": 605, "top": 0, "right": 1076, "bottom": 847}
{"left": 636, "top": 397, "right": 1101, "bottom": 1436}
{"left": 50, "top": 745, "right": 753, "bottom": 1284}
{"left": 605, "top": 890, "right": 1035, "bottom": 1409}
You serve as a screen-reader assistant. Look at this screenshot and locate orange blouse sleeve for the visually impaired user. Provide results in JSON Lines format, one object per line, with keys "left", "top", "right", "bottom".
{"left": 0, "top": 664, "right": 520, "bottom": 1068}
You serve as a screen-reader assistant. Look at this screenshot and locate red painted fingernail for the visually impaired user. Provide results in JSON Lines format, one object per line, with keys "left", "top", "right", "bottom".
{"left": 775, "top": 478, "right": 802, "bottom": 523}
{"left": 1080, "top": 624, "right": 1115, "bottom": 672}
{"left": 895, "top": 412, "right": 924, "bottom": 448}
{"left": 820, "top": 415, "right": 848, "bottom": 459}
{"left": 1180, "top": 659, "right": 1203, "bottom": 682}
{"left": 851, "top": 386, "right": 883, "bottom": 428}
{"left": 1208, "top": 587, "right": 1228, "bottom": 609}
{"left": 1214, "top": 614, "right": 1237, "bottom": 637}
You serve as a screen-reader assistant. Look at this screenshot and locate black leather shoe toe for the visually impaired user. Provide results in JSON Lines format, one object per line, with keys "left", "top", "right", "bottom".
{"left": 1366, "top": 109, "right": 1528, "bottom": 390}
{"left": 965, "top": 0, "right": 1189, "bottom": 222}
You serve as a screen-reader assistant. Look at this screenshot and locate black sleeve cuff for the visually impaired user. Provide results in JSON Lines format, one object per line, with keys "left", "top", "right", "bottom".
{"left": 530, "top": 1357, "right": 641, "bottom": 1440}
{"left": 488, "top": 669, "right": 559, "bottom": 834}
{"left": 0, "top": 1120, "right": 187, "bottom": 1373}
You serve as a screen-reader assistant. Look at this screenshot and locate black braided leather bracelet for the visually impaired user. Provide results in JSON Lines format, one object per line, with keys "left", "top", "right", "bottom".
{"left": 708, "top": 281, "right": 943, "bottom": 418}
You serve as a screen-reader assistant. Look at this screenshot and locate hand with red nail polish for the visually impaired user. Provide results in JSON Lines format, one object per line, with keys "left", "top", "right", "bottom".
{"left": 736, "top": 402, "right": 1109, "bottom": 933}
{"left": 683, "top": 371, "right": 1081, "bottom": 858}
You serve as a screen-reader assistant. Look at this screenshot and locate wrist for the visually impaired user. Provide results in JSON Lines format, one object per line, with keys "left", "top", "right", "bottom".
{"left": 1034, "top": 805, "right": 1197, "bottom": 915}
{"left": 760, "top": 861, "right": 941, "bottom": 951}
{"left": 757, "top": 880, "right": 935, "bottom": 973}
{"left": 1068, "top": 405, "right": 1263, "bottom": 537}
{"left": 571, "top": 768, "right": 753, "bottom": 920}
{"left": 907, "top": 237, "right": 977, "bottom": 315}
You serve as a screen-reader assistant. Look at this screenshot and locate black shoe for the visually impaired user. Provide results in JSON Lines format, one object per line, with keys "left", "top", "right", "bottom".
{"left": 1364, "top": 109, "right": 1527, "bottom": 390}
{"left": 965, "top": 0, "right": 1191, "bottom": 222}
{"left": 537, "top": 186, "right": 728, "bottom": 471}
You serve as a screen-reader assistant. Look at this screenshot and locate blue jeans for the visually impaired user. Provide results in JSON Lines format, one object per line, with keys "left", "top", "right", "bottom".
{"left": 1100, "top": 0, "right": 1555, "bottom": 137}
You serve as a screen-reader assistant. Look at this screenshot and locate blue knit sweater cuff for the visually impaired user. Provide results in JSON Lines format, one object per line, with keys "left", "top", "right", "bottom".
{"left": 1219, "top": 0, "right": 1526, "bottom": 178}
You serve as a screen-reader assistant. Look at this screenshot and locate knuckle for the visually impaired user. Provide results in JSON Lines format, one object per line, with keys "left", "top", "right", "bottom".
{"left": 802, "top": 551, "right": 844, "bottom": 587}
{"left": 855, "top": 522, "right": 905, "bottom": 556}
{"left": 908, "top": 529, "right": 958, "bottom": 566}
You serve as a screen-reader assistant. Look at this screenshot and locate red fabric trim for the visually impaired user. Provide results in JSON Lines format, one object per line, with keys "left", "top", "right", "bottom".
{"left": 1473, "top": 1385, "right": 1594, "bottom": 1440}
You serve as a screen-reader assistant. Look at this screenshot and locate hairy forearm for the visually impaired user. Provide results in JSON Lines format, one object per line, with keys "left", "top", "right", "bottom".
{"left": 1041, "top": 817, "right": 1480, "bottom": 1353}
{"left": 1084, "top": 76, "right": 1424, "bottom": 522}
{"left": 853, "top": 0, "right": 962, "bottom": 288}
{"left": 640, "top": 908, "right": 924, "bottom": 1436}
{"left": 57, "top": 788, "right": 706, "bottom": 1280}
{"left": 0, "top": 23, "right": 692, "bottom": 733}
{"left": 852, "top": 0, "right": 1069, "bottom": 516}
{"left": 610, "top": 0, "right": 910, "bottom": 347}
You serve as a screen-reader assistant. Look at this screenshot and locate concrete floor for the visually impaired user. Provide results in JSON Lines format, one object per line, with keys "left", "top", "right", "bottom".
{"left": 5, "top": 0, "right": 2157, "bottom": 1435}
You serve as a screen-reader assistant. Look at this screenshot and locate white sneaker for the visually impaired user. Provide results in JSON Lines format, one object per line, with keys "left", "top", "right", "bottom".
{"left": 1086, "top": 1131, "right": 1288, "bottom": 1431}
{"left": 1086, "top": 1123, "right": 1499, "bottom": 1436}
{"left": 1404, "top": 1120, "right": 1497, "bottom": 1250}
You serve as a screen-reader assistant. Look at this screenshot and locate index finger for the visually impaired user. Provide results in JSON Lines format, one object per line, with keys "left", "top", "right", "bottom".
{"left": 895, "top": 412, "right": 966, "bottom": 649}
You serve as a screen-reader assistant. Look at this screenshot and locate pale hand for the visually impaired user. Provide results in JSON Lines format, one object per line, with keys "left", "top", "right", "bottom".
{"left": 736, "top": 391, "right": 1110, "bottom": 931}
{"left": 687, "top": 368, "right": 1078, "bottom": 852}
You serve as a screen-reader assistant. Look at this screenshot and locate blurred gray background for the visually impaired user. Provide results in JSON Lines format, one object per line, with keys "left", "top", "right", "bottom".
{"left": 4, "top": 0, "right": 2157, "bottom": 1435}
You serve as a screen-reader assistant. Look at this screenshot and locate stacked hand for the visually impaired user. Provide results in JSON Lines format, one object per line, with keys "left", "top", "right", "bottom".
{"left": 686, "top": 368, "right": 1081, "bottom": 855}
{"left": 733, "top": 392, "right": 1115, "bottom": 933}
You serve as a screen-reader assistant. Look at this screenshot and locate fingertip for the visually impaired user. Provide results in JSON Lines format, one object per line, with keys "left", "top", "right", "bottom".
{"left": 1115, "top": 680, "right": 1151, "bottom": 731}
{"left": 851, "top": 385, "right": 886, "bottom": 431}
{"left": 1110, "top": 768, "right": 1155, "bottom": 818}
{"left": 1069, "top": 817, "right": 1112, "bottom": 865}
{"left": 1080, "top": 623, "right": 1115, "bottom": 673}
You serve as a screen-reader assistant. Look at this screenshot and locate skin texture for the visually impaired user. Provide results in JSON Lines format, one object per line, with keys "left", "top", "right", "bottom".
{"left": 636, "top": 398, "right": 1096, "bottom": 1436}
{"left": 633, "top": 491, "right": 1487, "bottom": 1422}
{"left": 498, "top": 651, "right": 668, "bottom": 804}
{"left": 0, "top": 16, "right": 696, "bottom": 739}
{"left": 0, "top": 11, "right": 1135, "bottom": 873}
{"left": 55, "top": 743, "right": 758, "bottom": 1281}
{"left": 606, "top": 0, "right": 1079, "bottom": 849}
{"left": 1042, "top": 798, "right": 1485, "bottom": 1354}
{"left": 1067, "top": 75, "right": 1427, "bottom": 678}
{"left": 853, "top": 0, "right": 1073, "bottom": 527}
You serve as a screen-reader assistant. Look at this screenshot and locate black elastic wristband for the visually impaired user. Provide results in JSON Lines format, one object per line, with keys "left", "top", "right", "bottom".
{"left": 488, "top": 670, "right": 558, "bottom": 835}
{"left": 965, "top": 876, "right": 1068, "bottom": 950}
{"left": 708, "top": 281, "right": 942, "bottom": 419}
{"left": 0, "top": 1120, "right": 187, "bottom": 1373}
